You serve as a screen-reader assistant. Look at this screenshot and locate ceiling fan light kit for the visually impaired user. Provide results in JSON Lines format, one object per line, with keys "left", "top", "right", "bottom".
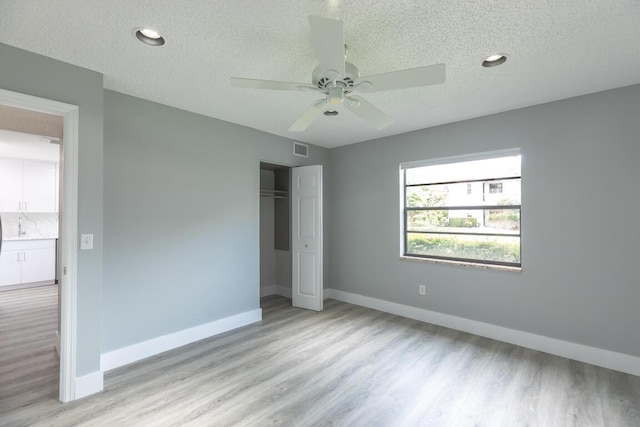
{"left": 230, "top": 16, "right": 446, "bottom": 132}
{"left": 327, "top": 87, "right": 344, "bottom": 105}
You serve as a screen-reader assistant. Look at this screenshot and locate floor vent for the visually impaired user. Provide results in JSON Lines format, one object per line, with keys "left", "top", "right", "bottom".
{"left": 293, "top": 141, "right": 309, "bottom": 157}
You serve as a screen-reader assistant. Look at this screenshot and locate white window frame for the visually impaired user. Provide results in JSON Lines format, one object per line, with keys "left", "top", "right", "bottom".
{"left": 400, "top": 148, "right": 521, "bottom": 268}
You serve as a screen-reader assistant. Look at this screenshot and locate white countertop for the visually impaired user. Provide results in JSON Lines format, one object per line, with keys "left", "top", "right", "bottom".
{"left": 3, "top": 235, "right": 58, "bottom": 241}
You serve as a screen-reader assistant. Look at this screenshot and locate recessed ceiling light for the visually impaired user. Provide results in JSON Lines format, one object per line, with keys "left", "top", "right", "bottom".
{"left": 135, "top": 28, "right": 165, "bottom": 46}
{"left": 482, "top": 53, "right": 508, "bottom": 68}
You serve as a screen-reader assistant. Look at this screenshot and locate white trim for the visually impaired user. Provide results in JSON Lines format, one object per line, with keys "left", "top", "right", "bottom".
{"left": 275, "top": 285, "right": 292, "bottom": 299}
{"left": 0, "top": 281, "right": 56, "bottom": 292}
{"left": 74, "top": 371, "right": 104, "bottom": 400}
{"left": 400, "top": 147, "right": 521, "bottom": 170}
{"left": 0, "top": 88, "right": 79, "bottom": 403}
{"left": 325, "top": 288, "right": 640, "bottom": 377}
{"left": 260, "top": 285, "right": 291, "bottom": 299}
{"left": 400, "top": 255, "right": 522, "bottom": 273}
{"left": 260, "top": 285, "right": 277, "bottom": 297}
{"left": 59, "top": 106, "right": 79, "bottom": 402}
{"left": 101, "top": 309, "right": 263, "bottom": 372}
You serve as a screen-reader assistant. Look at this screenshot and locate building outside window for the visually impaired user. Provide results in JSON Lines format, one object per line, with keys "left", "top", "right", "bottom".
{"left": 401, "top": 149, "right": 521, "bottom": 267}
{"left": 488, "top": 182, "right": 503, "bottom": 194}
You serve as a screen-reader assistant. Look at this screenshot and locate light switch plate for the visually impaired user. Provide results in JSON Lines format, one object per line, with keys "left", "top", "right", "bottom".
{"left": 80, "top": 234, "right": 94, "bottom": 250}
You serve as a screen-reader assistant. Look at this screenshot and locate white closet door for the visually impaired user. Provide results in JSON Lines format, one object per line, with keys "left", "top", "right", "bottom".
{"left": 291, "top": 165, "right": 323, "bottom": 311}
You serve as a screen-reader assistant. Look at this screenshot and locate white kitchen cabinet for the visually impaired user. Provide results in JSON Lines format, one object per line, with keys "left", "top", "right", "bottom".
{"left": 0, "top": 158, "right": 58, "bottom": 212}
{"left": 0, "top": 248, "right": 22, "bottom": 286}
{"left": 0, "top": 158, "right": 23, "bottom": 212}
{"left": 0, "top": 239, "right": 56, "bottom": 287}
{"left": 22, "top": 161, "right": 57, "bottom": 212}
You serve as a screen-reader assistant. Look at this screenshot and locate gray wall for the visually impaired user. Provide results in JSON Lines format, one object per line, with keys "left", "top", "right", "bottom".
{"left": 103, "top": 91, "right": 330, "bottom": 352}
{"left": 0, "top": 43, "right": 104, "bottom": 376}
{"left": 329, "top": 84, "right": 640, "bottom": 358}
{"left": 6, "top": 39, "right": 637, "bottom": 374}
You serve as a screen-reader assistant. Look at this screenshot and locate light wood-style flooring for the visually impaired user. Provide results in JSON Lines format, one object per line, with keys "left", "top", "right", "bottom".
{"left": 0, "top": 285, "right": 59, "bottom": 420}
{"left": 2, "top": 287, "right": 640, "bottom": 426}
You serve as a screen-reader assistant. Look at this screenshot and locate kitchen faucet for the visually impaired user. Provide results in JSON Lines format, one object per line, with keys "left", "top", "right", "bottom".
{"left": 18, "top": 217, "right": 26, "bottom": 235}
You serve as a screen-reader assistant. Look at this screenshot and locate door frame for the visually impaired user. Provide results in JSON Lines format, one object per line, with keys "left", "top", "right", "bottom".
{"left": 0, "top": 88, "right": 79, "bottom": 402}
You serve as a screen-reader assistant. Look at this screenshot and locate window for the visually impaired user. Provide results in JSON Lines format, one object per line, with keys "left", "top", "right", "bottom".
{"left": 488, "top": 182, "right": 503, "bottom": 194}
{"left": 401, "top": 150, "right": 521, "bottom": 267}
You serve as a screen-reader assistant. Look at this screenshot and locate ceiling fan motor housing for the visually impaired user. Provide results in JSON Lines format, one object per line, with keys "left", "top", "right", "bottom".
{"left": 312, "top": 61, "right": 360, "bottom": 93}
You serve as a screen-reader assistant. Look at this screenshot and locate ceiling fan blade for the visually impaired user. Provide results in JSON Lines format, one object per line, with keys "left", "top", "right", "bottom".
{"left": 288, "top": 100, "right": 326, "bottom": 132}
{"left": 308, "top": 16, "right": 345, "bottom": 79}
{"left": 230, "top": 77, "right": 317, "bottom": 91}
{"left": 356, "top": 64, "right": 446, "bottom": 93}
{"left": 343, "top": 95, "right": 393, "bottom": 130}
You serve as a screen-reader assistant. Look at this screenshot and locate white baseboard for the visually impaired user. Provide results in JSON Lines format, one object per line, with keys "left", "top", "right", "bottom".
{"left": 325, "top": 288, "right": 640, "bottom": 377}
{"left": 260, "top": 285, "right": 276, "bottom": 297}
{"left": 75, "top": 371, "right": 104, "bottom": 399}
{"left": 101, "top": 309, "right": 262, "bottom": 372}
{"left": 275, "top": 285, "right": 292, "bottom": 299}
{"left": 0, "top": 280, "right": 56, "bottom": 292}
{"left": 260, "top": 285, "right": 292, "bottom": 299}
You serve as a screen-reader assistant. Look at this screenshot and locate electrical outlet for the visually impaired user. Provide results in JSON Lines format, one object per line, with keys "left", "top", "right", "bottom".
{"left": 419, "top": 285, "right": 426, "bottom": 295}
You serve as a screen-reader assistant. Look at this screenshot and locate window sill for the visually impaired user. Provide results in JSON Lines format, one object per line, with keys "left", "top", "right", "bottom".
{"left": 400, "top": 256, "right": 522, "bottom": 273}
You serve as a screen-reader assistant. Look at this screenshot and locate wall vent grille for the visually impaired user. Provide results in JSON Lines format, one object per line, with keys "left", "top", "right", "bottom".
{"left": 293, "top": 141, "right": 309, "bottom": 158}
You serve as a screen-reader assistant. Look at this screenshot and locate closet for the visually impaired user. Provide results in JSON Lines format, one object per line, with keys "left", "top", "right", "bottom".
{"left": 259, "top": 162, "right": 292, "bottom": 299}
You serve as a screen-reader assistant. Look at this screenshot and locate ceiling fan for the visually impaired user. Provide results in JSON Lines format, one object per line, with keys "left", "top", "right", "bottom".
{"left": 230, "top": 16, "right": 445, "bottom": 132}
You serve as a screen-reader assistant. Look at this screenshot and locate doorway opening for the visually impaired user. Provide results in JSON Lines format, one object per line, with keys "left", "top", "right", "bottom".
{"left": 0, "top": 88, "right": 79, "bottom": 403}
{"left": 0, "top": 111, "right": 62, "bottom": 412}
{"left": 259, "top": 161, "right": 324, "bottom": 311}
{"left": 259, "top": 162, "right": 292, "bottom": 304}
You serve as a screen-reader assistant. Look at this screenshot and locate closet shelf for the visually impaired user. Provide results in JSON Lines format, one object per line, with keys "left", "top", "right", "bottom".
{"left": 260, "top": 189, "right": 288, "bottom": 199}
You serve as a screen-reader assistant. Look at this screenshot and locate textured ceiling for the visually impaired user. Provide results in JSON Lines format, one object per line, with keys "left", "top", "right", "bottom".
{"left": 1, "top": 1, "right": 639, "bottom": 148}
